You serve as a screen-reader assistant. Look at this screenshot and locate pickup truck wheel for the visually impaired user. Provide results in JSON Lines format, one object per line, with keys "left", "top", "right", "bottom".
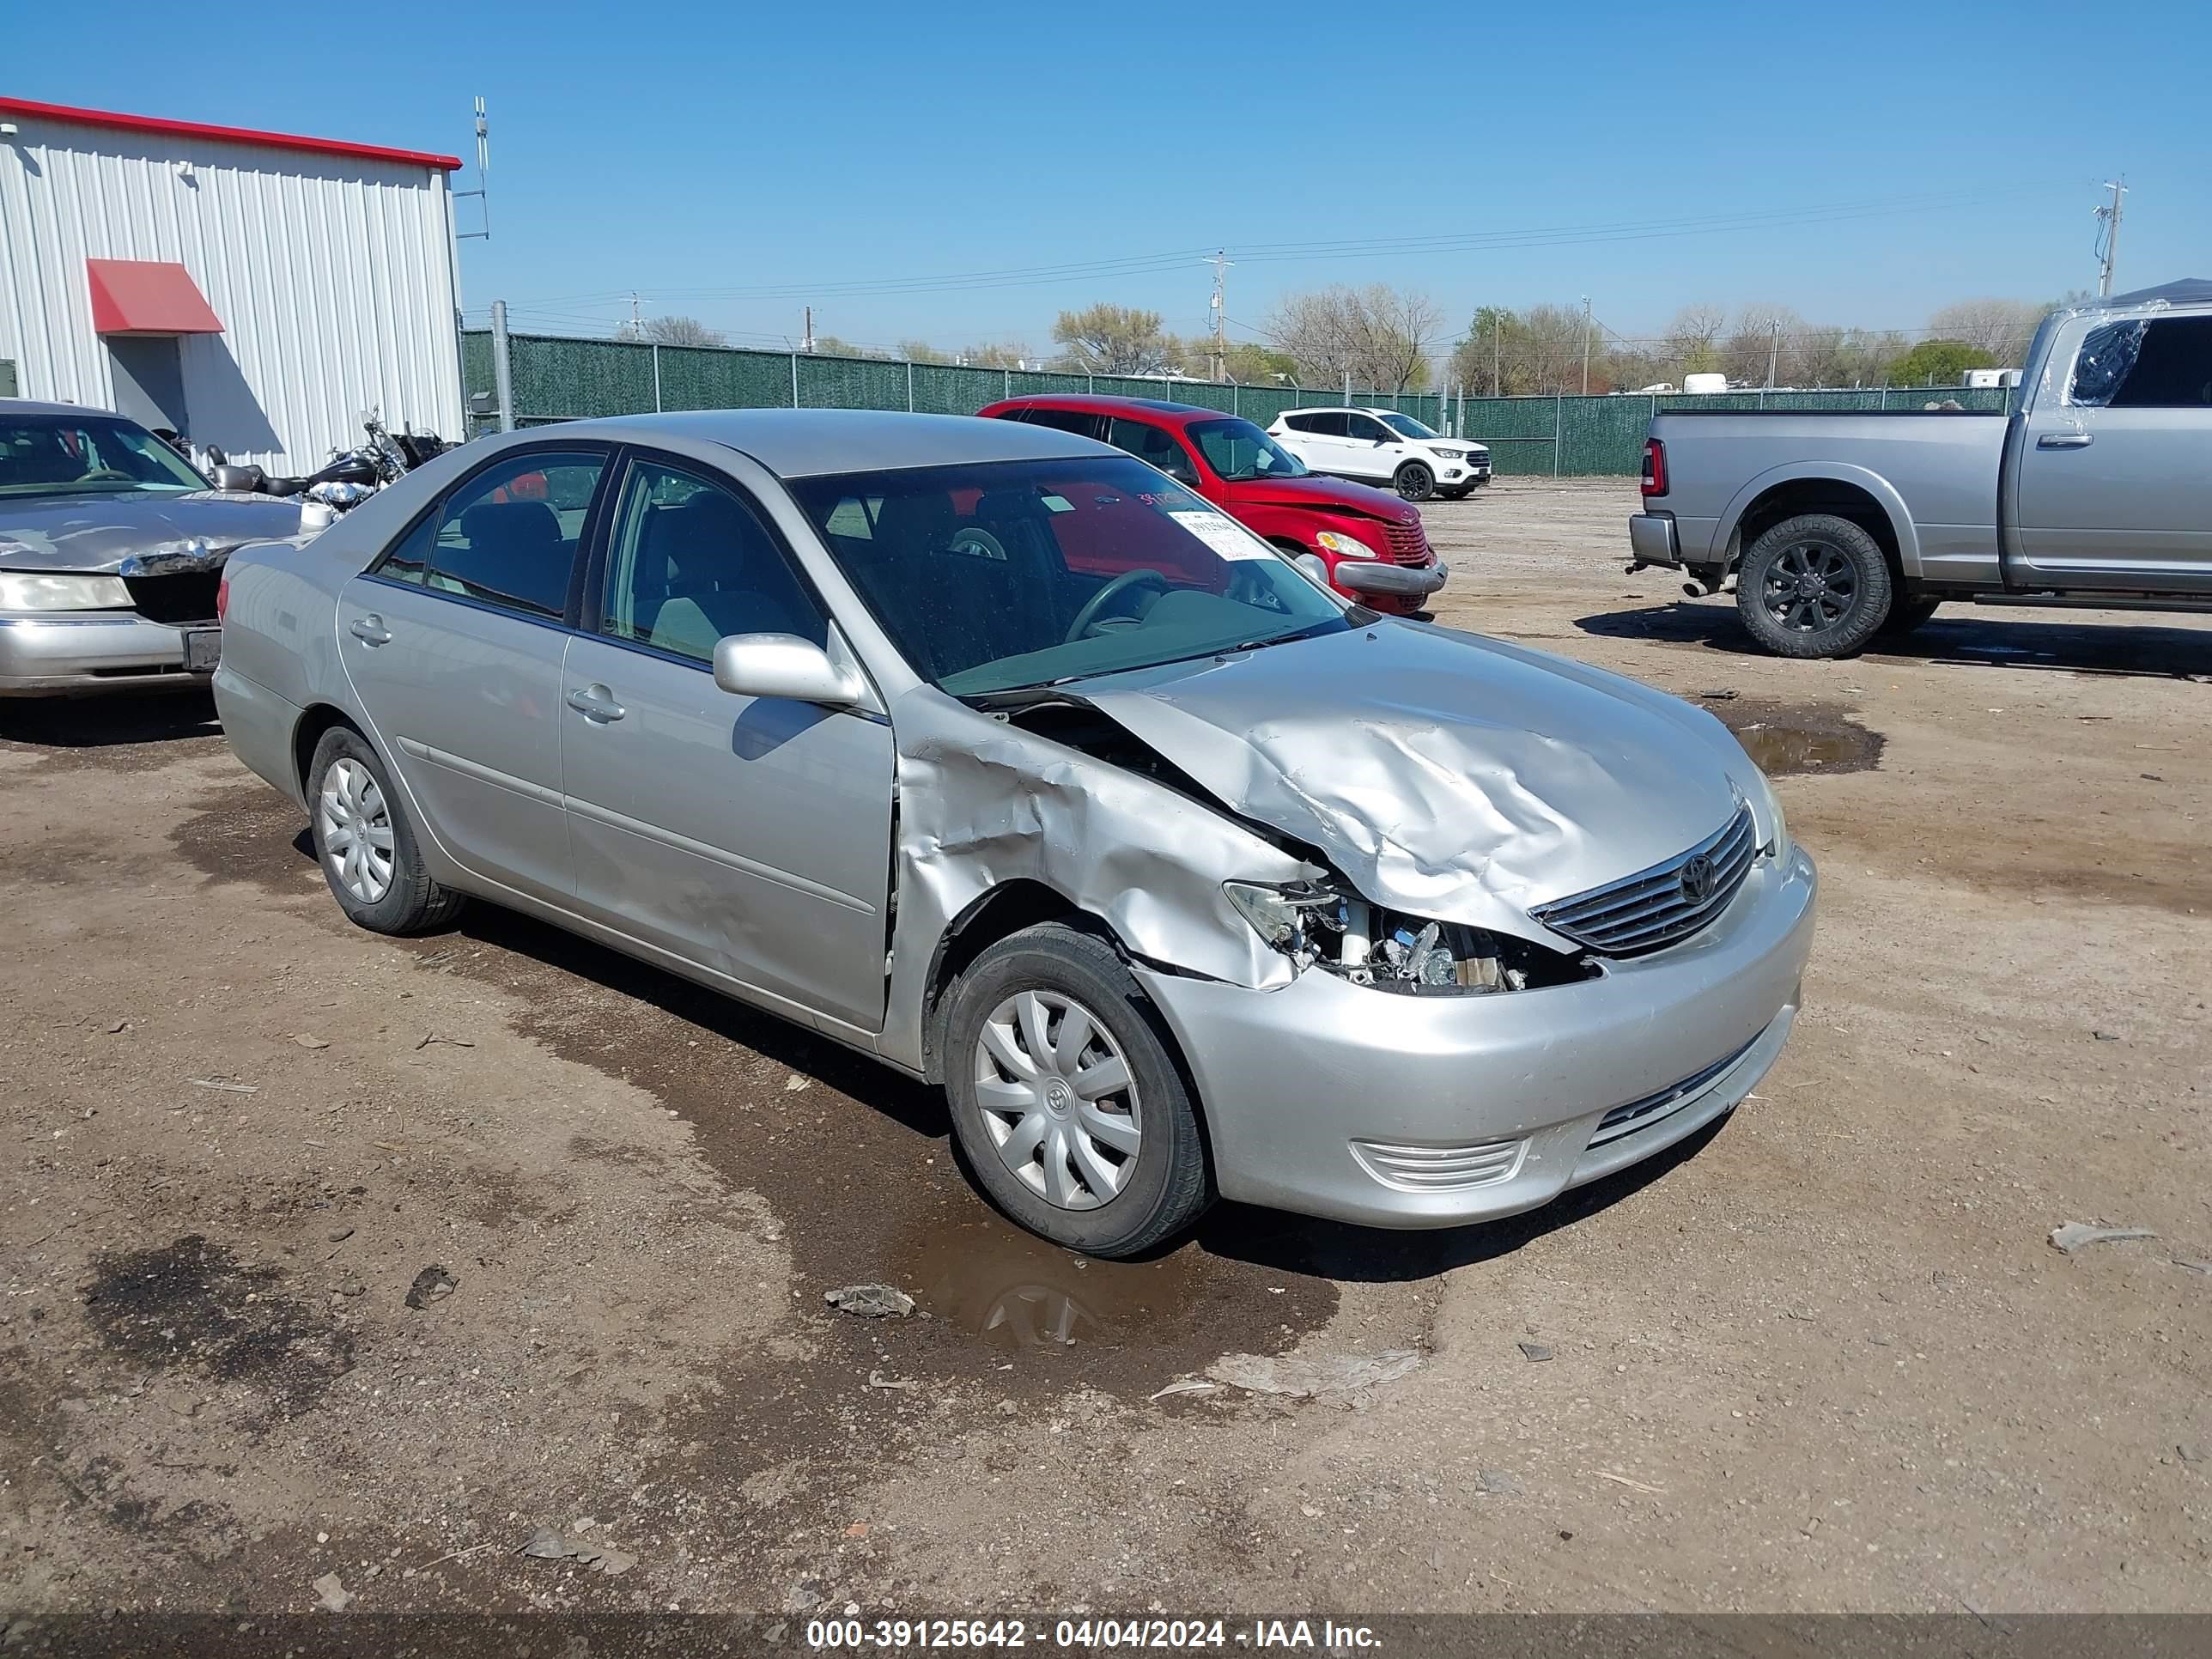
{"left": 1393, "top": 461, "right": 1435, "bottom": 501}
{"left": 1875, "top": 596, "right": 1942, "bottom": 638}
{"left": 1736, "top": 514, "right": 1893, "bottom": 659}
{"left": 944, "top": 922, "right": 1212, "bottom": 1259}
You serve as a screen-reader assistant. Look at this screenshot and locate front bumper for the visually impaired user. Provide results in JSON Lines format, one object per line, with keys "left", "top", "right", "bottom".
{"left": 1334, "top": 559, "right": 1449, "bottom": 599}
{"left": 1133, "top": 844, "right": 1817, "bottom": 1229}
{"left": 1628, "top": 511, "right": 1681, "bottom": 568}
{"left": 0, "top": 613, "right": 213, "bottom": 697}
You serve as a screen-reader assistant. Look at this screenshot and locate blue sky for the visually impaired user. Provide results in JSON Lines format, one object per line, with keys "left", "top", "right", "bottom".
{"left": 15, "top": 0, "right": 2208, "bottom": 357}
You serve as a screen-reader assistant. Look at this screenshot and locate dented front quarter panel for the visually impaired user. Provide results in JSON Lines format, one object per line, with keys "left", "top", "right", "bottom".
{"left": 879, "top": 684, "right": 1315, "bottom": 1071}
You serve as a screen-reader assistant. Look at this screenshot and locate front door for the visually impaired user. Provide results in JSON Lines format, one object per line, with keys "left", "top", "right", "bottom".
{"left": 337, "top": 446, "right": 611, "bottom": 904}
{"left": 559, "top": 453, "right": 896, "bottom": 1033}
{"left": 1342, "top": 411, "right": 1402, "bottom": 482}
{"left": 2014, "top": 313, "right": 2212, "bottom": 591}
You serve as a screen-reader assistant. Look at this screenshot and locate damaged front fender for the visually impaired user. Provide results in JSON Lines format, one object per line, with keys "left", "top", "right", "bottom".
{"left": 878, "top": 685, "right": 1316, "bottom": 1073}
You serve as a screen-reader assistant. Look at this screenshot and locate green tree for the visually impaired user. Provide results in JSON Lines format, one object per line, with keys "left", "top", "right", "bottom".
{"left": 1051, "top": 305, "right": 1171, "bottom": 374}
{"left": 1886, "top": 339, "right": 1997, "bottom": 386}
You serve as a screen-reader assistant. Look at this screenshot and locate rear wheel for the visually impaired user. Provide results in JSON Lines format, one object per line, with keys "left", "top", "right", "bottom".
{"left": 307, "top": 726, "right": 465, "bottom": 935}
{"left": 943, "top": 922, "right": 1211, "bottom": 1258}
{"left": 1735, "top": 514, "right": 1893, "bottom": 659}
{"left": 1393, "top": 461, "right": 1435, "bottom": 502}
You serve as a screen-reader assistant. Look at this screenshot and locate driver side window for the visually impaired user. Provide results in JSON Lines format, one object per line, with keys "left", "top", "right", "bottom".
{"left": 1348, "top": 414, "right": 1393, "bottom": 443}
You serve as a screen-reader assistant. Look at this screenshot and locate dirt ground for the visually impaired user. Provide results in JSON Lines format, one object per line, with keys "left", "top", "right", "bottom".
{"left": 1, "top": 477, "right": 2206, "bottom": 1620}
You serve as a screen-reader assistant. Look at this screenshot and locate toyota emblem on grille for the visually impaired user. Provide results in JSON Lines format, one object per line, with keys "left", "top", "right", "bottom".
{"left": 1679, "top": 854, "right": 1719, "bottom": 903}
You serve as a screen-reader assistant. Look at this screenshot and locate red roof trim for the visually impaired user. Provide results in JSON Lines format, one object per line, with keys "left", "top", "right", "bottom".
{"left": 0, "top": 96, "right": 464, "bottom": 172}
{"left": 87, "top": 260, "right": 225, "bottom": 336}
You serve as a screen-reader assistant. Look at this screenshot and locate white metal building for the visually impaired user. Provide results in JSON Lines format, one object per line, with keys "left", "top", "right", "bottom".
{"left": 0, "top": 96, "right": 465, "bottom": 470}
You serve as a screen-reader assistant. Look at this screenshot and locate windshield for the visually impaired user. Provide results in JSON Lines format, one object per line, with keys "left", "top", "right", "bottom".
{"left": 1187, "top": 418, "right": 1308, "bottom": 482}
{"left": 1376, "top": 412, "right": 1439, "bottom": 441}
{"left": 790, "top": 457, "right": 1349, "bottom": 696}
{"left": 0, "top": 414, "right": 208, "bottom": 498}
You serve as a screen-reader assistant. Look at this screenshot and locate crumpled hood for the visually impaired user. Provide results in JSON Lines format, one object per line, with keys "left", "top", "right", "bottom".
{"left": 1073, "top": 620, "right": 1766, "bottom": 939}
{"left": 0, "top": 491, "right": 305, "bottom": 574}
{"left": 1221, "top": 472, "right": 1415, "bottom": 521}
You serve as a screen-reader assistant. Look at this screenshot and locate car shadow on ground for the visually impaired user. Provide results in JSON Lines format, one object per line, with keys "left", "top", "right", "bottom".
{"left": 0, "top": 690, "right": 220, "bottom": 746}
{"left": 1575, "top": 599, "right": 2212, "bottom": 678}
{"left": 1190, "top": 1115, "right": 1728, "bottom": 1283}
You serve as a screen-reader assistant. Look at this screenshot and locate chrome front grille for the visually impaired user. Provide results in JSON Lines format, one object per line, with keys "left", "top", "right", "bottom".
{"left": 1351, "top": 1136, "right": 1525, "bottom": 1193}
{"left": 1381, "top": 520, "right": 1431, "bottom": 566}
{"left": 1533, "top": 804, "right": 1759, "bottom": 957}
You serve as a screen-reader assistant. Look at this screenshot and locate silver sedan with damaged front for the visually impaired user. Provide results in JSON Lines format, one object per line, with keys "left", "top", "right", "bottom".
{"left": 0, "top": 403, "right": 304, "bottom": 696}
{"left": 213, "top": 410, "right": 1816, "bottom": 1258}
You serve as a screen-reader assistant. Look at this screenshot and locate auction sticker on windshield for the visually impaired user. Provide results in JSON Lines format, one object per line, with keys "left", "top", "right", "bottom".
{"left": 1167, "top": 509, "right": 1272, "bottom": 561}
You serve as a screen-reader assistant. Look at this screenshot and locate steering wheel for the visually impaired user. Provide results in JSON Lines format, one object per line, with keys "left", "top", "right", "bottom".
{"left": 78, "top": 468, "right": 134, "bottom": 483}
{"left": 1066, "top": 568, "right": 1170, "bottom": 642}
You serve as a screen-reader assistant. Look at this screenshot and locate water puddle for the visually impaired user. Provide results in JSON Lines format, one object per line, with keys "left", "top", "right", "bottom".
{"left": 1704, "top": 699, "right": 1883, "bottom": 776}
{"left": 899, "top": 1212, "right": 1212, "bottom": 1352}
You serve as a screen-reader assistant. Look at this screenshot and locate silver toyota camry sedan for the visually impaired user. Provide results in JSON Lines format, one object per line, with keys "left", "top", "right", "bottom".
{"left": 214, "top": 410, "right": 1816, "bottom": 1257}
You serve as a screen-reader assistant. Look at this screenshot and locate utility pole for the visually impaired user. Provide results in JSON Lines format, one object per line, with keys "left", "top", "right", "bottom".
{"left": 2095, "top": 178, "right": 2129, "bottom": 297}
{"left": 1580, "top": 295, "right": 1592, "bottom": 396}
{"left": 1206, "top": 249, "right": 1232, "bottom": 382}
{"left": 628, "top": 292, "right": 641, "bottom": 339}
{"left": 1492, "top": 313, "right": 1502, "bottom": 398}
{"left": 1765, "top": 319, "right": 1781, "bottom": 390}
{"left": 802, "top": 305, "right": 814, "bottom": 354}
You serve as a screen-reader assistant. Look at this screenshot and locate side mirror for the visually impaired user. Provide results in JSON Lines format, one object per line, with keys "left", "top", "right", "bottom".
{"left": 712, "top": 633, "right": 866, "bottom": 707}
{"left": 1292, "top": 553, "right": 1332, "bottom": 589}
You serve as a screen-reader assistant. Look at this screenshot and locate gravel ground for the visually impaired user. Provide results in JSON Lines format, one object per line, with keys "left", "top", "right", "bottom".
{"left": 1, "top": 477, "right": 2206, "bottom": 1618}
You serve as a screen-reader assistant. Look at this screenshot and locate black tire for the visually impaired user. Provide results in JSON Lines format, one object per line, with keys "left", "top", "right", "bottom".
{"left": 1875, "top": 595, "right": 1942, "bottom": 638}
{"left": 1393, "top": 461, "right": 1435, "bottom": 502}
{"left": 306, "top": 726, "right": 466, "bottom": 935}
{"left": 1735, "top": 514, "right": 1894, "bottom": 659}
{"left": 942, "top": 921, "right": 1212, "bottom": 1258}
{"left": 1438, "top": 487, "right": 1472, "bottom": 501}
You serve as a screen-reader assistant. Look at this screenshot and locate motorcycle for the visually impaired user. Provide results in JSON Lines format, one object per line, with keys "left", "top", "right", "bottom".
{"left": 201, "top": 412, "right": 450, "bottom": 516}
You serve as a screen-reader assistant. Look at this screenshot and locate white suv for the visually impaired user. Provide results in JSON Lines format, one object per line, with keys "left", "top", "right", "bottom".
{"left": 1265, "top": 407, "right": 1491, "bottom": 501}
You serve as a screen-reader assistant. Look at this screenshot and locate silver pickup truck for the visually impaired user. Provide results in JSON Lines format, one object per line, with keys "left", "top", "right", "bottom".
{"left": 1626, "top": 278, "right": 2212, "bottom": 657}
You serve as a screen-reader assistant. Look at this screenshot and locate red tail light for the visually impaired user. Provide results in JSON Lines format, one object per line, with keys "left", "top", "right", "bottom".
{"left": 216, "top": 574, "right": 229, "bottom": 623}
{"left": 1640, "top": 438, "right": 1668, "bottom": 498}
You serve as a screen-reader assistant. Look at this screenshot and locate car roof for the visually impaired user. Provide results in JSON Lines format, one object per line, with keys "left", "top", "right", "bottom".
{"left": 983, "top": 392, "right": 1235, "bottom": 428}
{"left": 1, "top": 398, "right": 128, "bottom": 420}
{"left": 529, "top": 407, "right": 1120, "bottom": 477}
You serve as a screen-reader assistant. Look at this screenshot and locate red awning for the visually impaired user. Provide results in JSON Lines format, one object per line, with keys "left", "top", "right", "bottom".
{"left": 87, "top": 259, "right": 224, "bottom": 336}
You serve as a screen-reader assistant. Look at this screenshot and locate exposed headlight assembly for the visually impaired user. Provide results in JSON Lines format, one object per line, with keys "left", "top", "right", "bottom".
{"left": 0, "top": 572, "right": 134, "bottom": 612}
{"left": 1314, "top": 531, "right": 1380, "bottom": 560}
{"left": 1224, "top": 879, "right": 1598, "bottom": 995}
{"left": 1754, "top": 773, "right": 1791, "bottom": 863}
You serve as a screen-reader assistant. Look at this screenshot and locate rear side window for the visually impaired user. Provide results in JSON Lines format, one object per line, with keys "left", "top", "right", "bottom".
{"left": 1105, "top": 416, "right": 1200, "bottom": 484}
{"left": 378, "top": 450, "right": 607, "bottom": 619}
{"left": 2094, "top": 317, "right": 2212, "bottom": 408}
{"left": 1018, "top": 407, "right": 1109, "bottom": 441}
{"left": 1303, "top": 410, "right": 1351, "bottom": 437}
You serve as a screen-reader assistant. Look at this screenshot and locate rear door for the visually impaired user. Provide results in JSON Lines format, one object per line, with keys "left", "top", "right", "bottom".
{"left": 558, "top": 451, "right": 895, "bottom": 1033}
{"left": 1292, "top": 410, "right": 1358, "bottom": 477}
{"left": 336, "top": 446, "right": 611, "bottom": 904}
{"left": 2014, "top": 313, "right": 2212, "bottom": 590}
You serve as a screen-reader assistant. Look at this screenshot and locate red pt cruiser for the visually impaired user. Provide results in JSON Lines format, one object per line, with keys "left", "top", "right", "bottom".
{"left": 978, "top": 394, "right": 1447, "bottom": 617}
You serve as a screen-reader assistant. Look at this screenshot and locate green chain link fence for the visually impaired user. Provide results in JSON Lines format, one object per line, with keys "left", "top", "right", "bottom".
{"left": 461, "top": 331, "right": 2011, "bottom": 477}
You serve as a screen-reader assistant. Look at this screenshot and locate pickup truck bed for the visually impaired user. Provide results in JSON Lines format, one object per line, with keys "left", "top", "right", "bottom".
{"left": 1627, "top": 281, "right": 2212, "bottom": 657}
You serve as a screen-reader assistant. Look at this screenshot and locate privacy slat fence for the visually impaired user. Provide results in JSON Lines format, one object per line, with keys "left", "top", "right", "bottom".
{"left": 460, "top": 331, "right": 2011, "bottom": 478}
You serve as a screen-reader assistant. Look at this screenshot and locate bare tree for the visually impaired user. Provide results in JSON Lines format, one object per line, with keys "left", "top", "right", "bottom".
{"left": 1926, "top": 299, "right": 2047, "bottom": 368}
{"left": 1662, "top": 305, "right": 1728, "bottom": 377}
{"left": 1268, "top": 284, "right": 1443, "bottom": 392}
{"left": 1721, "top": 305, "right": 1805, "bottom": 386}
{"left": 1051, "top": 305, "right": 1171, "bottom": 374}
{"left": 616, "top": 314, "right": 726, "bottom": 348}
{"left": 1446, "top": 302, "right": 1602, "bottom": 395}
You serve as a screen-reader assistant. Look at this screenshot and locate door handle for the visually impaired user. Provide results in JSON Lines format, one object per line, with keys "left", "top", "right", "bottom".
{"left": 2037, "top": 431, "right": 2094, "bottom": 449}
{"left": 349, "top": 615, "right": 392, "bottom": 646}
{"left": 566, "top": 684, "right": 626, "bottom": 723}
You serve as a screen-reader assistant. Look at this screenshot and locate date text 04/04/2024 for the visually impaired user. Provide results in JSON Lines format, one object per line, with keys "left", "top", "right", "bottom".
{"left": 803, "top": 1619, "right": 1380, "bottom": 1650}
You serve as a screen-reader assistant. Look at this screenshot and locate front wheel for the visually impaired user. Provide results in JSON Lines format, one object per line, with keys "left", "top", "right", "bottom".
{"left": 1735, "top": 514, "right": 1893, "bottom": 659}
{"left": 1393, "top": 461, "right": 1435, "bottom": 502}
{"left": 1875, "top": 595, "right": 1942, "bottom": 638}
{"left": 943, "top": 923, "right": 1212, "bottom": 1258}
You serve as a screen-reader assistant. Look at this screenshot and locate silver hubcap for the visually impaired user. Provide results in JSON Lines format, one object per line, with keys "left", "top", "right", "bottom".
{"left": 318, "top": 757, "right": 395, "bottom": 903}
{"left": 974, "top": 990, "right": 1140, "bottom": 1212}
